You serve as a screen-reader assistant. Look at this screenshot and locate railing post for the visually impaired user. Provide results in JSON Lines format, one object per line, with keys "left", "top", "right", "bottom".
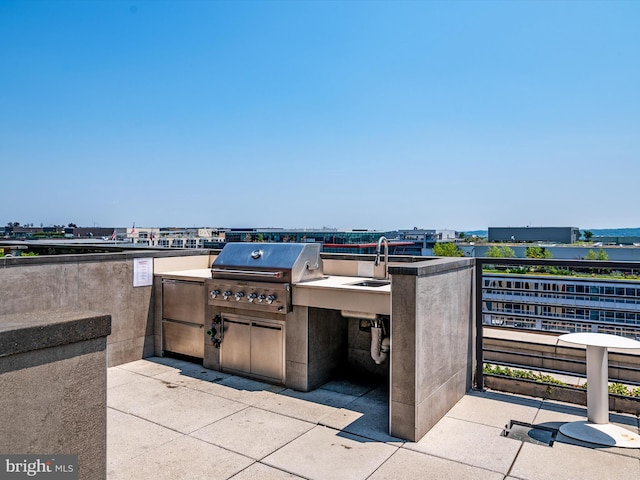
{"left": 475, "top": 258, "right": 485, "bottom": 390}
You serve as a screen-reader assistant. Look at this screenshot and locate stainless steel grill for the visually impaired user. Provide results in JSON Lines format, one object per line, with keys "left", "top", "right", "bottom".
{"left": 207, "top": 243, "right": 323, "bottom": 314}
{"left": 204, "top": 243, "right": 323, "bottom": 384}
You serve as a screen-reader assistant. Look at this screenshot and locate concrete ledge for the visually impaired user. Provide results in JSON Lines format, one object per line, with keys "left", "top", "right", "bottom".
{"left": 389, "top": 257, "right": 474, "bottom": 276}
{"left": 0, "top": 310, "right": 111, "bottom": 358}
{"left": 484, "top": 328, "right": 640, "bottom": 384}
{"left": 0, "top": 248, "right": 211, "bottom": 268}
{"left": 484, "top": 374, "right": 640, "bottom": 415}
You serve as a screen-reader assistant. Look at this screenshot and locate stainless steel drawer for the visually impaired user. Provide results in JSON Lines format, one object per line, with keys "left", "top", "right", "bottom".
{"left": 162, "top": 280, "right": 205, "bottom": 325}
{"left": 162, "top": 320, "right": 204, "bottom": 359}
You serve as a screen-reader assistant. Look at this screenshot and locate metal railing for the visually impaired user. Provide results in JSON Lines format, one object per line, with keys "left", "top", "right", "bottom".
{"left": 474, "top": 257, "right": 640, "bottom": 390}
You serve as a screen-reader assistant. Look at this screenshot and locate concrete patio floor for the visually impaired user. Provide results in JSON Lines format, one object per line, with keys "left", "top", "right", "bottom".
{"left": 107, "top": 357, "right": 640, "bottom": 480}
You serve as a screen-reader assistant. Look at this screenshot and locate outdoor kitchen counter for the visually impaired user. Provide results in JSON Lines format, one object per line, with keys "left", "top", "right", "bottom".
{"left": 156, "top": 270, "right": 392, "bottom": 316}
{"left": 292, "top": 276, "right": 391, "bottom": 316}
{"left": 157, "top": 269, "right": 212, "bottom": 282}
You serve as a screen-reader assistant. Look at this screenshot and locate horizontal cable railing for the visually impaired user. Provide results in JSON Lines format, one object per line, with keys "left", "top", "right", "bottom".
{"left": 475, "top": 257, "right": 640, "bottom": 391}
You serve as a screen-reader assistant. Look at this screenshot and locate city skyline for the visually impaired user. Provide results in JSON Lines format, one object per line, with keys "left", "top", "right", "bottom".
{"left": 2, "top": 1, "right": 639, "bottom": 230}
{"left": 5, "top": 221, "right": 640, "bottom": 240}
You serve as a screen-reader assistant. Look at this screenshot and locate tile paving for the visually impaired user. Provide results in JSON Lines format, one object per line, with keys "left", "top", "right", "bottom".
{"left": 107, "top": 357, "right": 640, "bottom": 480}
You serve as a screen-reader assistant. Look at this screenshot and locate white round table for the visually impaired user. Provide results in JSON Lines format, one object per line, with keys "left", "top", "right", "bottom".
{"left": 557, "top": 332, "right": 640, "bottom": 448}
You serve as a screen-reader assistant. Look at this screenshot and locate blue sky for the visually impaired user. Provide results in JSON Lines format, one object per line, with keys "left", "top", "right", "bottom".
{"left": 2, "top": 0, "right": 639, "bottom": 231}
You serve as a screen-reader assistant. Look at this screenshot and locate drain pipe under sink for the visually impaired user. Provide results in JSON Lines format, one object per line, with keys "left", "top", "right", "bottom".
{"left": 370, "top": 318, "right": 390, "bottom": 364}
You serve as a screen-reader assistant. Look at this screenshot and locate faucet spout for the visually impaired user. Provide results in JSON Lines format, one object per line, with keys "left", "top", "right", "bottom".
{"left": 374, "top": 236, "right": 389, "bottom": 278}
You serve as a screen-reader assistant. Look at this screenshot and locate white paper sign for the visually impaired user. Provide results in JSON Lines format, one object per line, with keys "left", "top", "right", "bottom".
{"left": 133, "top": 257, "right": 153, "bottom": 287}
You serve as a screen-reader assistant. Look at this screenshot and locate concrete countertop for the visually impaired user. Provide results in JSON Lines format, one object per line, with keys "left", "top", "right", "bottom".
{"left": 293, "top": 276, "right": 391, "bottom": 316}
{"left": 295, "top": 275, "right": 390, "bottom": 292}
{"left": 157, "top": 268, "right": 212, "bottom": 281}
{"left": 157, "top": 270, "right": 391, "bottom": 293}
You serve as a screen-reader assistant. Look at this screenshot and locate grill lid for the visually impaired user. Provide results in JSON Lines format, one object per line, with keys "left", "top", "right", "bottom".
{"left": 211, "top": 242, "right": 323, "bottom": 283}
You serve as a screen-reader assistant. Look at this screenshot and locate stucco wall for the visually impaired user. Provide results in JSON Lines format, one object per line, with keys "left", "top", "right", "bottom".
{"left": 0, "top": 311, "right": 111, "bottom": 480}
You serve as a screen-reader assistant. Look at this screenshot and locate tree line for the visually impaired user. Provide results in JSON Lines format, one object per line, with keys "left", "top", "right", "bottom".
{"left": 432, "top": 243, "right": 609, "bottom": 260}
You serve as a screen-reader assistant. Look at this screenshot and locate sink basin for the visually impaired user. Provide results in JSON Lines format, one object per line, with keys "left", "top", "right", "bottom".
{"left": 350, "top": 280, "right": 390, "bottom": 288}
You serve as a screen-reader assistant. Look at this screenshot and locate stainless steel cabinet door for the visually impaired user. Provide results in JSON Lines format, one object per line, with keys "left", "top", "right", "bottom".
{"left": 221, "top": 318, "right": 251, "bottom": 375}
{"left": 251, "top": 321, "right": 284, "bottom": 382}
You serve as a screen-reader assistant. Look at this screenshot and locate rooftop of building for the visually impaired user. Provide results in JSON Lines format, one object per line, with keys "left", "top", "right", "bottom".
{"left": 2, "top": 247, "right": 639, "bottom": 478}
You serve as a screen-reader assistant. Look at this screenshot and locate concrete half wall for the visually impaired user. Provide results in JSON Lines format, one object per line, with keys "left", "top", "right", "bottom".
{"left": 389, "top": 257, "right": 475, "bottom": 441}
{"left": 0, "top": 251, "right": 210, "bottom": 366}
{"left": 0, "top": 311, "right": 112, "bottom": 480}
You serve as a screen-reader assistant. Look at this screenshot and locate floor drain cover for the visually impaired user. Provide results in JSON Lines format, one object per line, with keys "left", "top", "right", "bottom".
{"left": 503, "top": 420, "right": 558, "bottom": 447}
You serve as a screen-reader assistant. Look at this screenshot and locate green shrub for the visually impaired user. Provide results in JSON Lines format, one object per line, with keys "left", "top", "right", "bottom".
{"left": 483, "top": 364, "right": 567, "bottom": 386}
{"left": 608, "top": 383, "right": 630, "bottom": 396}
{"left": 577, "top": 381, "right": 639, "bottom": 397}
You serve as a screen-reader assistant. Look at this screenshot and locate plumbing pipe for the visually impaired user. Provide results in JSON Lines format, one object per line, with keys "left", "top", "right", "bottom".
{"left": 370, "top": 326, "right": 390, "bottom": 364}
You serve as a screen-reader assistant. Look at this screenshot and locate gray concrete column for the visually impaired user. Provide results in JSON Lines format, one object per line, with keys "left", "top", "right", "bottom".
{"left": 389, "top": 258, "right": 475, "bottom": 441}
{"left": 0, "top": 311, "right": 111, "bottom": 480}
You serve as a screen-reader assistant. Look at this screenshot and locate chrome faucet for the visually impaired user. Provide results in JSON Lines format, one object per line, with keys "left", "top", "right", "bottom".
{"left": 374, "top": 236, "right": 389, "bottom": 279}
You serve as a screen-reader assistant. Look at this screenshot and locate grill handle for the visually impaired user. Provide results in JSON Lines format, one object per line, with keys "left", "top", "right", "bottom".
{"left": 211, "top": 268, "right": 283, "bottom": 279}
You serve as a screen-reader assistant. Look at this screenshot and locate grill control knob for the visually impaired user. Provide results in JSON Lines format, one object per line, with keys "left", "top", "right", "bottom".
{"left": 258, "top": 294, "right": 267, "bottom": 303}
{"left": 248, "top": 293, "right": 258, "bottom": 302}
{"left": 235, "top": 292, "right": 245, "bottom": 301}
{"left": 223, "top": 291, "right": 232, "bottom": 300}
{"left": 210, "top": 289, "right": 221, "bottom": 299}
{"left": 266, "top": 294, "right": 276, "bottom": 304}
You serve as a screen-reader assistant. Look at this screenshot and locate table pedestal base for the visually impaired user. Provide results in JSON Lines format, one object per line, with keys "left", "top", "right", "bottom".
{"left": 559, "top": 421, "right": 640, "bottom": 448}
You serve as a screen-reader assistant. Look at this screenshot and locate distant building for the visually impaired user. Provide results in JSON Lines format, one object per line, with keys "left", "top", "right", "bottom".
{"left": 66, "top": 227, "right": 119, "bottom": 239}
{"left": 488, "top": 226, "right": 579, "bottom": 244}
{"left": 127, "top": 227, "right": 225, "bottom": 248}
{"left": 436, "top": 229, "right": 458, "bottom": 242}
{"left": 483, "top": 272, "right": 640, "bottom": 339}
{"left": 395, "top": 229, "right": 437, "bottom": 256}
{"left": 222, "top": 228, "right": 414, "bottom": 254}
{"left": 4, "top": 225, "right": 120, "bottom": 240}
{"left": 591, "top": 235, "right": 640, "bottom": 246}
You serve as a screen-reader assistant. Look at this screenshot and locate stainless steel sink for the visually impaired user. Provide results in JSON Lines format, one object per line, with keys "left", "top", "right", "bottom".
{"left": 350, "top": 280, "right": 390, "bottom": 287}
